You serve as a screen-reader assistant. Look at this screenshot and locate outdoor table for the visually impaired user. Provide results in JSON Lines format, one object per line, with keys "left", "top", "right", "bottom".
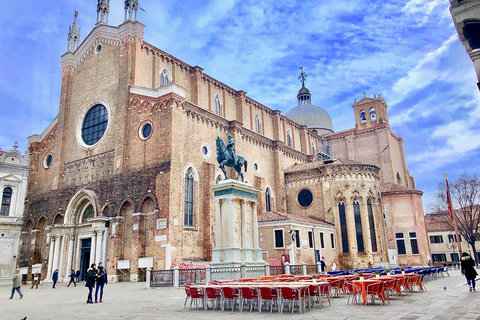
{"left": 352, "top": 279, "right": 386, "bottom": 305}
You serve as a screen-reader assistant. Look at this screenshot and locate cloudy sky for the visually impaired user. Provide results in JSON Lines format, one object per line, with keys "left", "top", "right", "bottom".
{"left": 0, "top": 0, "right": 479, "bottom": 211}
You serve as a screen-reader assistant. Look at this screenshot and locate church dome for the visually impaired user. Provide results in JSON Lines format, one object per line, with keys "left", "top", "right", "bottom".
{"left": 285, "top": 104, "right": 333, "bottom": 131}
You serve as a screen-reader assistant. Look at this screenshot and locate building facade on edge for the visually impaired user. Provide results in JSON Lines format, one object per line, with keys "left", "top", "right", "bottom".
{"left": 20, "top": 1, "right": 430, "bottom": 282}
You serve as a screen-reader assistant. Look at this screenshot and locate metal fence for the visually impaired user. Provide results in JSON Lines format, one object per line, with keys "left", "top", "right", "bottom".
{"left": 150, "top": 270, "right": 174, "bottom": 287}
{"left": 178, "top": 268, "right": 206, "bottom": 286}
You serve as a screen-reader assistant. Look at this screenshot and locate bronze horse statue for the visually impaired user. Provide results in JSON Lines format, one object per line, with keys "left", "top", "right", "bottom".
{"left": 216, "top": 136, "right": 247, "bottom": 182}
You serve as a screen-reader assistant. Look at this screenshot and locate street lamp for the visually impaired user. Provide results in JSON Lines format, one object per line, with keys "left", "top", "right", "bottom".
{"left": 446, "top": 242, "right": 458, "bottom": 265}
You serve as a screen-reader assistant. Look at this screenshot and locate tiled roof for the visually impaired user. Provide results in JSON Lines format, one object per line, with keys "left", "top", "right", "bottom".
{"left": 425, "top": 212, "right": 453, "bottom": 232}
{"left": 258, "top": 211, "right": 335, "bottom": 227}
{"left": 284, "top": 158, "right": 364, "bottom": 173}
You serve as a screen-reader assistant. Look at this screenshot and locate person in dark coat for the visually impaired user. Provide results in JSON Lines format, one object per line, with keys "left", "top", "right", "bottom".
{"left": 85, "top": 264, "right": 97, "bottom": 304}
{"left": 52, "top": 269, "right": 59, "bottom": 288}
{"left": 95, "top": 262, "right": 108, "bottom": 303}
{"left": 320, "top": 256, "right": 326, "bottom": 273}
{"left": 67, "top": 269, "right": 76, "bottom": 287}
{"left": 461, "top": 252, "right": 478, "bottom": 292}
{"left": 75, "top": 270, "right": 81, "bottom": 283}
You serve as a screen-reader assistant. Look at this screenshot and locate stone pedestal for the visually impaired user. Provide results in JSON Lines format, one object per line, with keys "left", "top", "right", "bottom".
{"left": 210, "top": 180, "right": 264, "bottom": 267}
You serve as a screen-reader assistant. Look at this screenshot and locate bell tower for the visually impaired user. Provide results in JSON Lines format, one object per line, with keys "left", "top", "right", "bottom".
{"left": 96, "top": 0, "right": 110, "bottom": 25}
{"left": 66, "top": 11, "right": 81, "bottom": 53}
{"left": 352, "top": 94, "right": 389, "bottom": 130}
{"left": 124, "top": 0, "right": 139, "bottom": 22}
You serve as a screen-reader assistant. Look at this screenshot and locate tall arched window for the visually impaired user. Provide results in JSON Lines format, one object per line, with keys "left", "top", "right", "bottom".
{"left": 0, "top": 187, "right": 12, "bottom": 216}
{"left": 311, "top": 142, "right": 316, "bottom": 155}
{"left": 287, "top": 130, "right": 292, "bottom": 147}
{"left": 339, "top": 201, "right": 349, "bottom": 253}
{"left": 369, "top": 108, "right": 376, "bottom": 121}
{"left": 214, "top": 95, "right": 221, "bottom": 116}
{"left": 160, "top": 70, "right": 170, "bottom": 87}
{"left": 396, "top": 172, "right": 402, "bottom": 185}
{"left": 353, "top": 200, "right": 365, "bottom": 252}
{"left": 265, "top": 188, "right": 272, "bottom": 212}
{"left": 184, "top": 168, "right": 194, "bottom": 227}
{"left": 360, "top": 110, "right": 367, "bottom": 123}
{"left": 367, "top": 199, "right": 377, "bottom": 252}
{"left": 82, "top": 204, "right": 94, "bottom": 223}
{"left": 254, "top": 115, "right": 261, "bottom": 134}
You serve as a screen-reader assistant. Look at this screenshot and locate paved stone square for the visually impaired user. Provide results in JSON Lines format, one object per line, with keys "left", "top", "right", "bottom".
{"left": 1, "top": 270, "right": 479, "bottom": 320}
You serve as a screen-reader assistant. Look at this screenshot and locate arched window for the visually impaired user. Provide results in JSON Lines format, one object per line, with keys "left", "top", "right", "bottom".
{"left": 0, "top": 187, "right": 12, "bottom": 216}
{"left": 311, "top": 142, "right": 316, "bottom": 155}
{"left": 353, "top": 200, "right": 364, "bottom": 252}
{"left": 265, "top": 188, "right": 272, "bottom": 212}
{"left": 214, "top": 95, "right": 221, "bottom": 116}
{"left": 81, "top": 204, "right": 94, "bottom": 223}
{"left": 370, "top": 108, "right": 376, "bottom": 121}
{"left": 360, "top": 110, "right": 367, "bottom": 123}
{"left": 287, "top": 130, "right": 292, "bottom": 147}
{"left": 254, "top": 115, "right": 261, "bottom": 134}
{"left": 367, "top": 199, "right": 377, "bottom": 252}
{"left": 339, "top": 201, "right": 349, "bottom": 253}
{"left": 160, "top": 70, "right": 170, "bottom": 87}
{"left": 396, "top": 172, "right": 402, "bottom": 185}
{"left": 184, "top": 168, "right": 194, "bottom": 227}
{"left": 54, "top": 213, "right": 64, "bottom": 225}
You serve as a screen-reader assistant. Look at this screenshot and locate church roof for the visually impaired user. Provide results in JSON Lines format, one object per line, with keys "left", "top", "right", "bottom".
{"left": 425, "top": 212, "right": 453, "bottom": 232}
{"left": 285, "top": 104, "right": 333, "bottom": 131}
{"left": 284, "top": 158, "right": 365, "bottom": 173}
{"left": 381, "top": 182, "right": 424, "bottom": 196}
{"left": 258, "top": 211, "right": 335, "bottom": 227}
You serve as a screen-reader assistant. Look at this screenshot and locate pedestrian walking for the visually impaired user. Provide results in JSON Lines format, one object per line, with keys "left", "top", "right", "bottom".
{"left": 86, "top": 263, "right": 97, "bottom": 304}
{"left": 461, "top": 252, "right": 478, "bottom": 292}
{"left": 75, "top": 270, "right": 81, "bottom": 283}
{"left": 67, "top": 269, "right": 76, "bottom": 287}
{"left": 31, "top": 272, "right": 39, "bottom": 289}
{"left": 320, "top": 256, "right": 326, "bottom": 273}
{"left": 9, "top": 269, "right": 24, "bottom": 299}
{"left": 52, "top": 269, "right": 59, "bottom": 288}
{"left": 95, "top": 262, "right": 107, "bottom": 303}
{"left": 331, "top": 261, "right": 337, "bottom": 271}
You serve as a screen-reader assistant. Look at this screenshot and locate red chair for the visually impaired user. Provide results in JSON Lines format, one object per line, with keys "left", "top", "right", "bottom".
{"left": 184, "top": 283, "right": 192, "bottom": 309}
{"left": 345, "top": 281, "right": 361, "bottom": 305}
{"left": 259, "top": 287, "right": 278, "bottom": 313}
{"left": 189, "top": 286, "right": 205, "bottom": 310}
{"left": 309, "top": 285, "right": 321, "bottom": 308}
{"left": 280, "top": 287, "right": 301, "bottom": 314}
{"left": 408, "top": 275, "right": 425, "bottom": 292}
{"left": 240, "top": 287, "right": 258, "bottom": 312}
{"left": 329, "top": 278, "right": 344, "bottom": 297}
{"left": 221, "top": 287, "right": 240, "bottom": 312}
{"left": 205, "top": 287, "right": 222, "bottom": 311}
{"left": 384, "top": 279, "right": 398, "bottom": 301}
{"left": 366, "top": 281, "right": 386, "bottom": 305}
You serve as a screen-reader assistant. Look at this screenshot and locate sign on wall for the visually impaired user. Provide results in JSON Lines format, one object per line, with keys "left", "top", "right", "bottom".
{"left": 138, "top": 257, "right": 154, "bottom": 268}
{"left": 156, "top": 219, "right": 167, "bottom": 229}
{"left": 117, "top": 260, "right": 131, "bottom": 270}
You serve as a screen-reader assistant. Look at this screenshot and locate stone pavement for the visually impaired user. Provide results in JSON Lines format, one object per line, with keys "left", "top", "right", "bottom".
{"left": 1, "top": 269, "right": 479, "bottom": 320}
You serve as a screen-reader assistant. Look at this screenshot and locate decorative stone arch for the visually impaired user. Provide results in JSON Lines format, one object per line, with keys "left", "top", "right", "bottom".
{"left": 100, "top": 203, "right": 113, "bottom": 217}
{"left": 140, "top": 194, "right": 157, "bottom": 213}
{"left": 254, "top": 113, "right": 261, "bottom": 134}
{"left": 183, "top": 164, "right": 199, "bottom": 182}
{"left": 213, "top": 93, "right": 222, "bottom": 116}
{"left": 53, "top": 212, "right": 64, "bottom": 225}
{"left": 359, "top": 109, "right": 367, "bottom": 123}
{"left": 286, "top": 129, "right": 292, "bottom": 147}
{"left": 35, "top": 214, "right": 48, "bottom": 229}
{"left": 369, "top": 107, "right": 376, "bottom": 120}
{"left": 159, "top": 67, "right": 172, "bottom": 87}
{"left": 24, "top": 218, "right": 34, "bottom": 232}
{"left": 64, "top": 189, "right": 100, "bottom": 224}
{"left": 117, "top": 199, "right": 136, "bottom": 217}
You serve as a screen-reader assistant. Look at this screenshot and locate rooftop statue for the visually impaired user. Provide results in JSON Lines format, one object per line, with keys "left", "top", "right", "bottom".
{"left": 216, "top": 134, "right": 247, "bottom": 182}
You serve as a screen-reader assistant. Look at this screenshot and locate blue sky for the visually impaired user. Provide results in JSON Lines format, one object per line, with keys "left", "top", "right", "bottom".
{"left": 0, "top": 0, "right": 479, "bottom": 212}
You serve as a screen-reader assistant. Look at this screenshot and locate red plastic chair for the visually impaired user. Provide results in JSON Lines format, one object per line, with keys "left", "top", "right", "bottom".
{"left": 308, "top": 285, "right": 321, "bottom": 308}
{"left": 319, "top": 282, "right": 331, "bottom": 307}
{"left": 189, "top": 286, "right": 205, "bottom": 310}
{"left": 184, "top": 283, "right": 192, "bottom": 309}
{"left": 205, "top": 287, "right": 222, "bottom": 311}
{"left": 240, "top": 287, "right": 258, "bottom": 312}
{"left": 345, "top": 281, "right": 361, "bottom": 305}
{"left": 221, "top": 287, "right": 240, "bottom": 312}
{"left": 280, "top": 287, "right": 301, "bottom": 314}
{"left": 366, "top": 281, "right": 386, "bottom": 305}
{"left": 259, "top": 287, "right": 278, "bottom": 313}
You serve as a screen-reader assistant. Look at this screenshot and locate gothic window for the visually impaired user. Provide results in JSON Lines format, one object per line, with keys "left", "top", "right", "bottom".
{"left": 396, "top": 172, "right": 402, "bottom": 185}
{"left": 367, "top": 199, "right": 377, "bottom": 252}
{"left": 353, "top": 200, "right": 365, "bottom": 252}
{"left": 82, "top": 204, "right": 94, "bottom": 223}
{"left": 254, "top": 114, "right": 261, "bottom": 133}
{"left": 339, "top": 201, "right": 349, "bottom": 253}
{"left": 160, "top": 70, "right": 170, "bottom": 87}
{"left": 311, "top": 142, "right": 316, "bottom": 155}
{"left": 81, "top": 104, "right": 108, "bottom": 146}
{"left": 287, "top": 130, "right": 292, "bottom": 147}
{"left": 312, "top": 130, "right": 317, "bottom": 135}
{"left": 54, "top": 213, "right": 64, "bottom": 225}
{"left": 184, "top": 168, "right": 194, "bottom": 227}
{"left": 214, "top": 95, "right": 222, "bottom": 116}
{"left": 360, "top": 110, "right": 367, "bottom": 123}
{"left": 0, "top": 187, "right": 12, "bottom": 216}
{"left": 266, "top": 187, "right": 272, "bottom": 212}
{"left": 370, "top": 108, "right": 377, "bottom": 121}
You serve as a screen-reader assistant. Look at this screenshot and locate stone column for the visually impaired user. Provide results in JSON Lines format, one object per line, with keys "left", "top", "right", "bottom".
{"left": 227, "top": 198, "right": 235, "bottom": 246}
{"left": 47, "top": 235, "right": 55, "bottom": 279}
{"left": 65, "top": 235, "right": 75, "bottom": 279}
{"left": 52, "top": 235, "right": 62, "bottom": 273}
{"left": 215, "top": 199, "right": 222, "bottom": 248}
{"left": 95, "top": 229, "right": 103, "bottom": 264}
{"left": 241, "top": 200, "right": 247, "bottom": 248}
{"left": 90, "top": 232, "right": 97, "bottom": 265}
{"left": 103, "top": 226, "right": 109, "bottom": 266}
{"left": 252, "top": 202, "right": 259, "bottom": 249}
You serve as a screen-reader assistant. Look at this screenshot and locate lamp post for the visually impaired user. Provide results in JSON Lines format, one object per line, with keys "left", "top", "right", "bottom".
{"left": 446, "top": 241, "right": 458, "bottom": 266}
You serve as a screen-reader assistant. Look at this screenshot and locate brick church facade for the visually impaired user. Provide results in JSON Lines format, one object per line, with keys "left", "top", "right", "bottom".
{"left": 20, "top": 1, "right": 430, "bottom": 282}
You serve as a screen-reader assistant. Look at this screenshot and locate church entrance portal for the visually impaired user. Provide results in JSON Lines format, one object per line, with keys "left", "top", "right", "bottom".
{"left": 79, "top": 238, "right": 91, "bottom": 280}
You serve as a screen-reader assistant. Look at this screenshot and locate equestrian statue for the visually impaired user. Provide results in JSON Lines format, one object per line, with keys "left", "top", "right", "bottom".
{"left": 216, "top": 134, "right": 247, "bottom": 182}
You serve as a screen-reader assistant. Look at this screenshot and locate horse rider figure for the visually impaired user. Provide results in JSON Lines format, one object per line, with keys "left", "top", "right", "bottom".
{"left": 226, "top": 134, "right": 236, "bottom": 166}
